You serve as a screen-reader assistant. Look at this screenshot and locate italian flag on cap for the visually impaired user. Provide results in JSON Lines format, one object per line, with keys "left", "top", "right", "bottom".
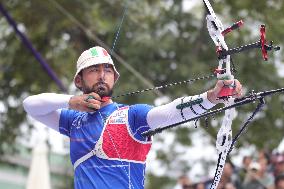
{"left": 90, "top": 47, "right": 109, "bottom": 57}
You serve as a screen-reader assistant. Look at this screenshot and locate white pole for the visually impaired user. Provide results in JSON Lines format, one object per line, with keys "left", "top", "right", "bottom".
{"left": 26, "top": 133, "right": 51, "bottom": 189}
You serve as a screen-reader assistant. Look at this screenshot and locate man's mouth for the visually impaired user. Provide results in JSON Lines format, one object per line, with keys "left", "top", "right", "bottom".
{"left": 95, "top": 82, "right": 108, "bottom": 90}
{"left": 98, "top": 82, "right": 106, "bottom": 86}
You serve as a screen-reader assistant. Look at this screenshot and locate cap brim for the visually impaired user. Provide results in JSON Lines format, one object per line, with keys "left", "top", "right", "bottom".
{"left": 73, "top": 57, "right": 120, "bottom": 83}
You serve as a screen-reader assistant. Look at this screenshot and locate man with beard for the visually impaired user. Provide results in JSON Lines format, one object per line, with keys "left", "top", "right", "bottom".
{"left": 23, "top": 46, "right": 242, "bottom": 189}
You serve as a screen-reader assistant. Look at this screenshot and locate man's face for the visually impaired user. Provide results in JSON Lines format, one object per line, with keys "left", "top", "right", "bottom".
{"left": 76, "top": 64, "right": 115, "bottom": 97}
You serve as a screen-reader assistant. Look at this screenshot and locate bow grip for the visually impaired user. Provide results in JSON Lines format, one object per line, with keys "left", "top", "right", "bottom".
{"left": 218, "top": 81, "right": 236, "bottom": 98}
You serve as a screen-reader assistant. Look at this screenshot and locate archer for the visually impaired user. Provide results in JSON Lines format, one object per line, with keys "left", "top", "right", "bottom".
{"left": 23, "top": 46, "right": 242, "bottom": 189}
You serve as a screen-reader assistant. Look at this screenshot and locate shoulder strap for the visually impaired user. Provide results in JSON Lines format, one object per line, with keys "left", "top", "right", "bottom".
{"left": 73, "top": 149, "right": 96, "bottom": 170}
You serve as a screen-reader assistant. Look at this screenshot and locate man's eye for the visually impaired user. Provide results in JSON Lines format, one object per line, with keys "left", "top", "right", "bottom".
{"left": 105, "top": 68, "right": 113, "bottom": 72}
{"left": 90, "top": 68, "right": 98, "bottom": 72}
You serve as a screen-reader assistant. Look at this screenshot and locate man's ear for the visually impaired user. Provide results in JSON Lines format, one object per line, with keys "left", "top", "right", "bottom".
{"left": 74, "top": 75, "right": 82, "bottom": 89}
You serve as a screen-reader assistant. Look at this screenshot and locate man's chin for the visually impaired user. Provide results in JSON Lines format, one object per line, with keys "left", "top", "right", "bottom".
{"left": 96, "top": 90, "right": 109, "bottom": 97}
{"left": 90, "top": 89, "right": 113, "bottom": 97}
{"left": 82, "top": 85, "right": 113, "bottom": 97}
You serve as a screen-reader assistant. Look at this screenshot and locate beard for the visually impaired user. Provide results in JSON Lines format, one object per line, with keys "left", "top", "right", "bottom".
{"left": 81, "top": 80, "right": 113, "bottom": 97}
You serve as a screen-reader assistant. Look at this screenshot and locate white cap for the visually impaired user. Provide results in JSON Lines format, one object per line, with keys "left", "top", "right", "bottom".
{"left": 74, "top": 46, "right": 119, "bottom": 82}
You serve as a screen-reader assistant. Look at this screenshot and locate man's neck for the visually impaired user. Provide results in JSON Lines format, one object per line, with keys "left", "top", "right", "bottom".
{"left": 101, "top": 99, "right": 113, "bottom": 108}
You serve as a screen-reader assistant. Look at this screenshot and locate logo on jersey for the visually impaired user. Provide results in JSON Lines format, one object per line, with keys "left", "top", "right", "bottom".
{"left": 108, "top": 108, "right": 128, "bottom": 124}
{"left": 72, "top": 114, "right": 86, "bottom": 129}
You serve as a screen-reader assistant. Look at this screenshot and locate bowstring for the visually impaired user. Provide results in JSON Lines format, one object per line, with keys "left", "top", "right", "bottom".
{"left": 103, "top": 2, "right": 136, "bottom": 189}
{"left": 228, "top": 97, "right": 265, "bottom": 154}
{"left": 210, "top": 98, "right": 265, "bottom": 188}
{"left": 110, "top": 1, "right": 128, "bottom": 56}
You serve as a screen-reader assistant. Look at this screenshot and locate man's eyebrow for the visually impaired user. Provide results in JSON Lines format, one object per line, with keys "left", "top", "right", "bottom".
{"left": 88, "top": 65, "right": 99, "bottom": 69}
{"left": 104, "top": 64, "right": 113, "bottom": 68}
{"left": 88, "top": 64, "right": 113, "bottom": 69}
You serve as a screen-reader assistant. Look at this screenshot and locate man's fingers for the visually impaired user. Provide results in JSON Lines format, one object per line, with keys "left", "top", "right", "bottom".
{"left": 69, "top": 94, "right": 102, "bottom": 112}
{"left": 87, "top": 98, "right": 102, "bottom": 105}
{"left": 222, "top": 80, "right": 234, "bottom": 86}
{"left": 84, "top": 95, "right": 101, "bottom": 102}
{"left": 89, "top": 92, "right": 101, "bottom": 101}
{"left": 217, "top": 79, "right": 243, "bottom": 98}
{"left": 232, "top": 80, "right": 242, "bottom": 98}
{"left": 215, "top": 80, "right": 235, "bottom": 96}
{"left": 216, "top": 80, "right": 225, "bottom": 88}
{"left": 82, "top": 93, "right": 102, "bottom": 111}
{"left": 216, "top": 80, "right": 234, "bottom": 90}
{"left": 86, "top": 95, "right": 101, "bottom": 109}
{"left": 82, "top": 100, "right": 100, "bottom": 110}
{"left": 87, "top": 103, "right": 100, "bottom": 111}
{"left": 208, "top": 79, "right": 243, "bottom": 104}
{"left": 236, "top": 86, "right": 242, "bottom": 98}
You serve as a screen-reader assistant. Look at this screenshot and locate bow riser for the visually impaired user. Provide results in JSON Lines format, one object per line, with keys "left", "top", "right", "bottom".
{"left": 204, "top": 0, "right": 235, "bottom": 98}
{"left": 206, "top": 15, "right": 227, "bottom": 49}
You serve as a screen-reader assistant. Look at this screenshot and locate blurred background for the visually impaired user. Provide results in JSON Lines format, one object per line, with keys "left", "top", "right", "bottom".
{"left": 0, "top": 0, "right": 284, "bottom": 189}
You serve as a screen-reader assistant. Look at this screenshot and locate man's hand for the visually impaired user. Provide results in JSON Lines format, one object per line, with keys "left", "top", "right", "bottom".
{"left": 207, "top": 79, "right": 242, "bottom": 104}
{"left": 68, "top": 92, "right": 102, "bottom": 112}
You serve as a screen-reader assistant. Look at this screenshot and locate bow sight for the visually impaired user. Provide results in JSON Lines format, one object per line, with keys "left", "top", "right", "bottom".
{"left": 203, "top": 0, "right": 280, "bottom": 99}
{"left": 204, "top": 0, "right": 280, "bottom": 61}
{"left": 217, "top": 24, "right": 281, "bottom": 61}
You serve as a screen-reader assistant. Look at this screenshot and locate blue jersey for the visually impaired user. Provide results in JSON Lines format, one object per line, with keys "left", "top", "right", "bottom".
{"left": 59, "top": 103, "right": 153, "bottom": 189}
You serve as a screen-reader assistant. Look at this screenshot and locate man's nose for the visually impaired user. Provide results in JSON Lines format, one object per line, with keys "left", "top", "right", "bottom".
{"left": 98, "top": 69, "right": 105, "bottom": 80}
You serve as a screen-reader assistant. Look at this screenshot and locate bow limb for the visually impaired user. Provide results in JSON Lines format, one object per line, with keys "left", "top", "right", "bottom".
{"left": 211, "top": 99, "right": 235, "bottom": 189}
